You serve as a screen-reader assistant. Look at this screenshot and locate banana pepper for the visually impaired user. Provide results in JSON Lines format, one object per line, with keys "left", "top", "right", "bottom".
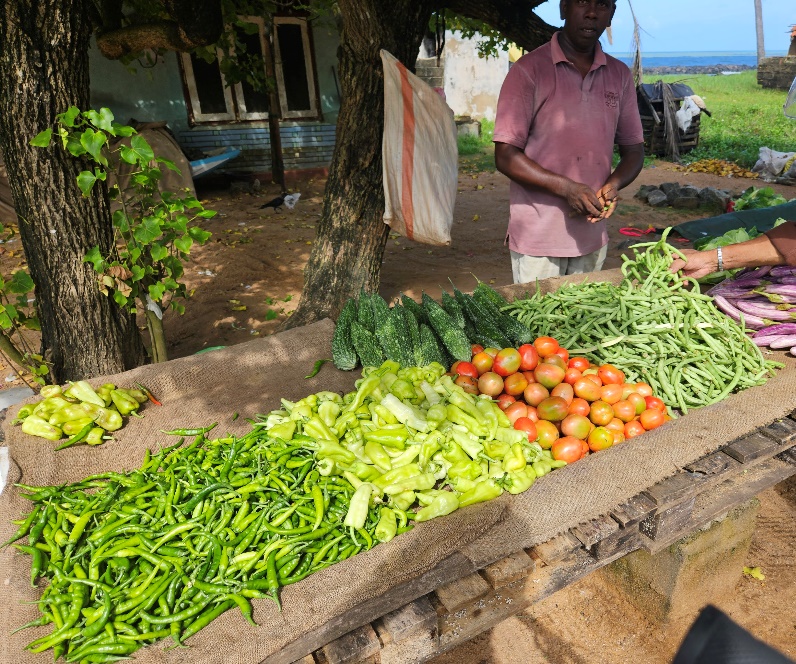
{"left": 502, "top": 443, "right": 527, "bottom": 473}
{"left": 457, "top": 478, "right": 503, "bottom": 508}
{"left": 110, "top": 389, "right": 140, "bottom": 416}
{"left": 415, "top": 491, "right": 459, "bottom": 522}
{"left": 363, "top": 424, "right": 408, "bottom": 450}
{"left": 382, "top": 472, "right": 435, "bottom": 495}
{"left": 504, "top": 467, "right": 536, "bottom": 494}
{"left": 374, "top": 507, "right": 397, "bottom": 543}
{"left": 21, "top": 415, "right": 62, "bottom": 441}
{"left": 304, "top": 416, "right": 339, "bottom": 443}
{"left": 364, "top": 441, "right": 392, "bottom": 472}
{"left": 318, "top": 400, "right": 341, "bottom": 428}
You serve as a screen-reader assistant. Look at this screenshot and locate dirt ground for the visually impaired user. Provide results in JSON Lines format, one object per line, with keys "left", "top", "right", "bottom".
{"left": 0, "top": 159, "right": 794, "bottom": 662}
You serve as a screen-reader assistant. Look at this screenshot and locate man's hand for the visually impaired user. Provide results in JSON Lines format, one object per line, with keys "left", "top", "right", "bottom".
{"left": 562, "top": 181, "right": 603, "bottom": 219}
{"left": 587, "top": 183, "right": 619, "bottom": 222}
{"left": 669, "top": 248, "right": 719, "bottom": 279}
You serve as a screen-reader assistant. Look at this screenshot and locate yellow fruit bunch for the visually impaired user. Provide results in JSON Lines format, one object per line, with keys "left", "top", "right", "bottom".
{"left": 674, "top": 159, "right": 759, "bottom": 179}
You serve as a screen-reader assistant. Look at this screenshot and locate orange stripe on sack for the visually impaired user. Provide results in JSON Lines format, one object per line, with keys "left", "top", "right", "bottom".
{"left": 397, "top": 61, "right": 415, "bottom": 240}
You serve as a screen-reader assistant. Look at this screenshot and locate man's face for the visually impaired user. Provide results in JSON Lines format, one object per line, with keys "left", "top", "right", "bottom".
{"left": 559, "top": 0, "right": 616, "bottom": 52}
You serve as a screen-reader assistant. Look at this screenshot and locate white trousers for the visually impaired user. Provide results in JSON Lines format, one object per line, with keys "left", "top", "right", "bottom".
{"left": 510, "top": 244, "right": 608, "bottom": 285}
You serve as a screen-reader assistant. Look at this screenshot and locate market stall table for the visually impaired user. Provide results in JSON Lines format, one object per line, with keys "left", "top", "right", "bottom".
{"left": 2, "top": 268, "right": 795, "bottom": 664}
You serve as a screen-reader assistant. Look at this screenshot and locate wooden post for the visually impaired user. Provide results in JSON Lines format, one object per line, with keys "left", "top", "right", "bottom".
{"left": 264, "top": 22, "right": 285, "bottom": 191}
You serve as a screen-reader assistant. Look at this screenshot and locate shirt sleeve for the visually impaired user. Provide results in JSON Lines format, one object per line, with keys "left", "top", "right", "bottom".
{"left": 765, "top": 222, "right": 796, "bottom": 265}
{"left": 493, "top": 63, "right": 535, "bottom": 150}
{"left": 615, "top": 69, "right": 644, "bottom": 146}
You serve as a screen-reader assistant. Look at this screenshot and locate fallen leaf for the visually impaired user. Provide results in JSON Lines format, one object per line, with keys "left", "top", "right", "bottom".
{"left": 472, "top": 214, "right": 480, "bottom": 222}
{"left": 477, "top": 185, "right": 484, "bottom": 190}
{"left": 743, "top": 566, "right": 765, "bottom": 581}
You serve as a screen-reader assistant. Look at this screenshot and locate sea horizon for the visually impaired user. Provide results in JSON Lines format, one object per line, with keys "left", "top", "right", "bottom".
{"left": 603, "top": 49, "right": 789, "bottom": 69}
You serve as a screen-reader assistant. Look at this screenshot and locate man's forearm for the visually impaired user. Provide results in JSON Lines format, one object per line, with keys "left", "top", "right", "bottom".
{"left": 494, "top": 142, "right": 571, "bottom": 198}
{"left": 604, "top": 143, "right": 645, "bottom": 191}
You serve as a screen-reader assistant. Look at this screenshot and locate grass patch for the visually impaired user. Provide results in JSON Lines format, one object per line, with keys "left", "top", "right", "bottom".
{"left": 645, "top": 71, "right": 796, "bottom": 168}
{"left": 457, "top": 119, "right": 497, "bottom": 169}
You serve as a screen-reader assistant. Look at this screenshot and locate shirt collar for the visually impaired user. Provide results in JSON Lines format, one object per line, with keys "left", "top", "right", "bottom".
{"left": 551, "top": 31, "right": 607, "bottom": 71}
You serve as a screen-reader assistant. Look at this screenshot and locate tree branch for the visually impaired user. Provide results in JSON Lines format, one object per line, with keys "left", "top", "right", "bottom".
{"left": 444, "top": 0, "right": 557, "bottom": 52}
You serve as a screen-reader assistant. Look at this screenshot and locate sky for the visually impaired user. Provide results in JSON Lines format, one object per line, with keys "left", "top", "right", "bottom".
{"left": 533, "top": 0, "right": 794, "bottom": 54}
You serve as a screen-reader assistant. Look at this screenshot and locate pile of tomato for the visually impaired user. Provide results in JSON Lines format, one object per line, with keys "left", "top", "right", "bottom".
{"left": 449, "top": 336, "right": 671, "bottom": 464}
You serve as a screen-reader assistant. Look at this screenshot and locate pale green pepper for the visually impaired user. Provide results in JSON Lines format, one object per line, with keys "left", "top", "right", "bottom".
{"left": 382, "top": 472, "right": 435, "bottom": 495}
{"left": 426, "top": 403, "right": 447, "bottom": 428}
{"left": 504, "top": 467, "right": 536, "bottom": 494}
{"left": 313, "top": 439, "right": 356, "bottom": 464}
{"left": 62, "top": 417, "right": 95, "bottom": 436}
{"left": 419, "top": 431, "right": 443, "bottom": 469}
{"left": 33, "top": 396, "right": 72, "bottom": 418}
{"left": 364, "top": 441, "right": 392, "bottom": 472}
{"left": 494, "top": 427, "right": 527, "bottom": 446}
{"left": 390, "top": 445, "right": 420, "bottom": 468}
{"left": 110, "top": 389, "right": 139, "bottom": 416}
{"left": 64, "top": 380, "right": 105, "bottom": 407}
{"left": 268, "top": 421, "right": 296, "bottom": 441}
{"left": 304, "top": 416, "right": 339, "bottom": 443}
{"left": 363, "top": 425, "right": 408, "bottom": 450}
{"left": 318, "top": 400, "right": 341, "bottom": 428}
{"left": 21, "top": 415, "right": 63, "bottom": 441}
{"left": 458, "top": 478, "right": 503, "bottom": 508}
{"left": 95, "top": 407, "right": 123, "bottom": 432}
{"left": 502, "top": 443, "right": 527, "bottom": 473}
{"left": 389, "top": 491, "right": 416, "bottom": 512}
{"left": 447, "top": 460, "right": 483, "bottom": 482}
{"left": 483, "top": 439, "right": 511, "bottom": 461}
{"left": 344, "top": 483, "right": 374, "bottom": 530}
{"left": 49, "top": 404, "right": 93, "bottom": 426}
{"left": 373, "top": 464, "right": 422, "bottom": 490}
{"left": 85, "top": 427, "right": 106, "bottom": 446}
{"left": 415, "top": 492, "right": 459, "bottom": 522}
{"left": 375, "top": 507, "right": 397, "bottom": 543}
{"left": 450, "top": 429, "right": 483, "bottom": 460}
{"left": 446, "top": 405, "right": 486, "bottom": 437}
{"left": 389, "top": 378, "right": 417, "bottom": 402}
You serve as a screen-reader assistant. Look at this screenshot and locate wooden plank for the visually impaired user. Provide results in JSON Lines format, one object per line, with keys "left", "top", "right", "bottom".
{"left": 642, "top": 472, "right": 706, "bottom": 510}
{"left": 639, "top": 497, "right": 696, "bottom": 541}
{"left": 591, "top": 527, "right": 642, "bottom": 562}
{"left": 759, "top": 417, "right": 796, "bottom": 445}
{"left": 435, "top": 573, "right": 491, "bottom": 613}
{"left": 527, "top": 531, "right": 582, "bottom": 566}
{"left": 319, "top": 624, "right": 380, "bottom": 664}
{"left": 290, "top": 657, "right": 316, "bottom": 664}
{"left": 266, "top": 552, "right": 474, "bottom": 664}
{"left": 723, "top": 432, "right": 781, "bottom": 464}
{"left": 378, "top": 625, "right": 438, "bottom": 664}
{"left": 376, "top": 595, "right": 436, "bottom": 644}
{"left": 778, "top": 446, "right": 796, "bottom": 465}
{"left": 609, "top": 493, "right": 656, "bottom": 528}
{"left": 571, "top": 514, "right": 620, "bottom": 549}
{"left": 481, "top": 551, "right": 535, "bottom": 589}
{"left": 684, "top": 450, "right": 739, "bottom": 476}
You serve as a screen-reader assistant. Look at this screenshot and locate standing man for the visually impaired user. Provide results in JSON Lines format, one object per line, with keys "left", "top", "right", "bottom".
{"left": 494, "top": 0, "right": 645, "bottom": 283}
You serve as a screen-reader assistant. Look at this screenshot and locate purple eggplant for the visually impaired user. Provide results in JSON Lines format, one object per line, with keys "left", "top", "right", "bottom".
{"left": 751, "top": 335, "right": 781, "bottom": 346}
{"left": 735, "top": 299, "right": 796, "bottom": 321}
{"left": 776, "top": 276, "right": 796, "bottom": 285}
{"left": 768, "top": 335, "right": 796, "bottom": 349}
{"left": 758, "top": 284, "right": 796, "bottom": 298}
{"left": 769, "top": 266, "right": 796, "bottom": 278}
{"left": 753, "top": 323, "right": 796, "bottom": 338}
{"left": 712, "top": 294, "right": 767, "bottom": 329}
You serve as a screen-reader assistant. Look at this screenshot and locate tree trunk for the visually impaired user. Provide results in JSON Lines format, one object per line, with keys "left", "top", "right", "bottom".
{"left": 754, "top": 0, "right": 765, "bottom": 65}
{"left": 446, "top": 0, "right": 555, "bottom": 52}
{"left": 264, "top": 24, "right": 286, "bottom": 191}
{"left": 284, "top": 0, "right": 434, "bottom": 329}
{"left": 0, "top": 0, "right": 147, "bottom": 382}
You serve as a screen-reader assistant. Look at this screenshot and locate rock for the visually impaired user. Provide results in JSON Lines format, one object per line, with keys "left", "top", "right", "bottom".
{"left": 672, "top": 196, "right": 701, "bottom": 209}
{"left": 635, "top": 185, "right": 656, "bottom": 200}
{"left": 659, "top": 182, "right": 680, "bottom": 197}
{"left": 699, "top": 187, "right": 730, "bottom": 209}
{"left": 647, "top": 190, "right": 669, "bottom": 207}
{"left": 678, "top": 185, "right": 701, "bottom": 199}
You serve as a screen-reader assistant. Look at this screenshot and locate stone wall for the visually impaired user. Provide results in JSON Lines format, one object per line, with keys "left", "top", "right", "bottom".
{"left": 757, "top": 56, "right": 796, "bottom": 90}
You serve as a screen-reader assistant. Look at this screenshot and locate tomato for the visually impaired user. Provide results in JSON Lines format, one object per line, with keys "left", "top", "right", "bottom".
{"left": 553, "top": 347, "right": 569, "bottom": 364}
{"left": 535, "top": 420, "right": 559, "bottom": 449}
{"left": 568, "top": 357, "right": 590, "bottom": 372}
{"left": 644, "top": 396, "right": 667, "bottom": 412}
{"left": 580, "top": 438, "right": 590, "bottom": 459}
{"left": 451, "top": 361, "right": 479, "bottom": 379}
{"left": 454, "top": 375, "right": 479, "bottom": 395}
{"left": 612, "top": 400, "right": 636, "bottom": 423}
{"left": 471, "top": 351, "right": 494, "bottom": 375}
{"left": 599, "top": 384, "right": 623, "bottom": 405}
{"left": 514, "top": 417, "right": 538, "bottom": 443}
{"left": 613, "top": 432, "right": 626, "bottom": 444}
{"left": 583, "top": 374, "right": 603, "bottom": 388}
{"left": 542, "top": 354, "right": 567, "bottom": 371}
{"left": 561, "top": 414, "right": 591, "bottom": 440}
{"left": 621, "top": 384, "right": 637, "bottom": 400}
{"left": 523, "top": 382, "right": 550, "bottom": 407}
{"left": 605, "top": 417, "right": 625, "bottom": 434}
{"left": 627, "top": 392, "right": 646, "bottom": 416}
{"left": 471, "top": 344, "right": 484, "bottom": 356}
{"left": 517, "top": 344, "right": 540, "bottom": 372}
{"left": 589, "top": 400, "right": 614, "bottom": 426}
{"left": 504, "top": 401, "right": 529, "bottom": 425}
{"left": 551, "top": 436, "right": 583, "bottom": 463}
{"left": 503, "top": 372, "right": 529, "bottom": 397}
{"left": 588, "top": 426, "right": 614, "bottom": 452}
{"left": 537, "top": 396, "right": 570, "bottom": 422}
{"left": 526, "top": 406, "right": 539, "bottom": 422}
{"left": 639, "top": 408, "right": 665, "bottom": 431}
{"left": 493, "top": 348, "right": 522, "bottom": 377}
{"left": 568, "top": 397, "right": 591, "bottom": 417}
{"left": 483, "top": 347, "right": 500, "bottom": 359}
{"left": 624, "top": 420, "right": 646, "bottom": 439}
{"left": 477, "top": 372, "right": 504, "bottom": 397}
{"left": 634, "top": 382, "right": 653, "bottom": 397}
{"left": 597, "top": 364, "right": 625, "bottom": 385}
{"left": 573, "top": 377, "right": 601, "bottom": 402}
{"left": 551, "top": 382, "right": 574, "bottom": 405}
{"left": 564, "top": 367, "right": 583, "bottom": 385}
{"left": 496, "top": 393, "right": 516, "bottom": 410}
{"left": 534, "top": 363, "right": 565, "bottom": 389}
{"left": 533, "top": 336, "right": 560, "bottom": 358}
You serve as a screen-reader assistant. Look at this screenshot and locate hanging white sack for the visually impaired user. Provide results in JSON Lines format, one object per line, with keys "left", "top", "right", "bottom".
{"left": 381, "top": 49, "right": 457, "bottom": 246}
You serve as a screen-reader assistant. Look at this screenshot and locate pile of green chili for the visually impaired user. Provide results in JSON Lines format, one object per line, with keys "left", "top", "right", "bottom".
{"left": 6, "top": 422, "right": 384, "bottom": 660}
{"left": 503, "top": 230, "right": 782, "bottom": 413}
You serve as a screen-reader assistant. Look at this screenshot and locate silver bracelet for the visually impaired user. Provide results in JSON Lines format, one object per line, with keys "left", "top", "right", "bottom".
{"left": 717, "top": 246, "right": 724, "bottom": 272}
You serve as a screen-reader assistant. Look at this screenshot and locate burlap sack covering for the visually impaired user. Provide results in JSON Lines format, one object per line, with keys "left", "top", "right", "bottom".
{"left": 2, "top": 272, "right": 795, "bottom": 663}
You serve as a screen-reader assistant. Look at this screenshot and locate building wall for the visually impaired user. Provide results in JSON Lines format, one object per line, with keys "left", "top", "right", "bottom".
{"left": 88, "top": 21, "right": 342, "bottom": 175}
{"left": 442, "top": 31, "right": 510, "bottom": 122}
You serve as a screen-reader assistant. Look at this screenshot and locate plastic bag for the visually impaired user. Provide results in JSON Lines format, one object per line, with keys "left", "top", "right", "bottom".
{"left": 381, "top": 50, "right": 457, "bottom": 246}
{"left": 752, "top": 146, "right": 796, "bottom": 180}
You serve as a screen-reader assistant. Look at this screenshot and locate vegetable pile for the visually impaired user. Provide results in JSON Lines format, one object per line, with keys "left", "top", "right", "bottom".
{"left": 13, "top": 381, "right": 150, "bottom": 450}
{"left": 452, "top": 338, "right": 671, "bottom": 462}
{"left": 711, "top": 265, "right": 796, "bottom": 355}
{"left": 7, "top": 360, "right": 571, "bottom": 660}
{"left": 503, "top": 231, "right": 780, "bottom": 413}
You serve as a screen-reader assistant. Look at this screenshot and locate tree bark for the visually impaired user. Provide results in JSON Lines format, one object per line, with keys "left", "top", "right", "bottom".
{"left": 0, "top": 0, "right": 147, "bottom": 382}
{"left": 754, "top": 0, "right": 765, "bottom": 65}
{"left": 285, "top": 0, "right": 435, "bottom": 329}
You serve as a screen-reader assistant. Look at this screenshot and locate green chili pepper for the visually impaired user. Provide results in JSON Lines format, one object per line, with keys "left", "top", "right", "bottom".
{"left": 55, "top": 422, "right": 94, "bottom": 451}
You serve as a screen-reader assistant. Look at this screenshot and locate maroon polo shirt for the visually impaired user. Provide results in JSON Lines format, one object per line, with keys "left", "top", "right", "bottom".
{"left": 493, "top": 33, "right": 643, "bottom": 257}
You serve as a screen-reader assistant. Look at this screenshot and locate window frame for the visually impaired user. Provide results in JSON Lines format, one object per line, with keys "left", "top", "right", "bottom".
{"left": 272, "top": 16, "right": 319, "bottom": 119}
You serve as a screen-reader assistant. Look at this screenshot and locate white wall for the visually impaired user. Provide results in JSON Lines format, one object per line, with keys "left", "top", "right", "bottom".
{"left": 442, "top": 31, "right": 510, "bottom": 122}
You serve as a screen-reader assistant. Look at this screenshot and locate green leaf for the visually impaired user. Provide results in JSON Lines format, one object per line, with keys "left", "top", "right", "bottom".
{"left": 83, "top": 108, "right": 115, "bottom": 133}
{"left": 57, "top": 107, "right": 81, "bottom": 127}
{"left": 188, "top": 227, "right": 212, "bottom": 244}
{"left": 8, "top": 270, "right": 34, "bottom": 295}
{"left": 23, "top": 317, "right": 41, "bottom": 331}
{"left": 5, "top": 304, "right": 18, "bottom": 321}
{"left": 163, "top": 277, "right": 180, "bottom": 292}
{"left": 129, "top": 247, "right": 142, "bottom": 263}
{"left": 196, "top": 209, "right": 218, "bottom": 219}
{"left": 119, "top": 144, "right": 139, "bottom": 165}
{"left": 174, "top": 236, "right": 193, "bottom": 253}
{"left": 76, "top": 171, "right": 98, "bottom": 196}
{"left": 0, "top": 312, "right": 12, "bottom": 329}
{"left": 130, "top": 134, "right": 154, "bottom": 163}
{"left": 148, "top": 282, "right": 166, "bottom": 302}
{"left": 156, "top": 157, "right": 181, "bottom": 173}
{"left": 83, "top": 246, "right": 105, "bottom": 271}
{"left": 174, "top": 302, "right": 186, "bottom": 315}
{"left": 111, "top": 123, "right": 135, "bottom": 137}
{"left": 131, "top": 265, "right": 145, "bottom": 282}
{"left": 183, "top": 197, "right": 202, "bottom": 209}
{"left": 66, "top": 136, "right": 87, "bottom": 157}
{"left": 149, "top": 243, "right": 168, "bottom": 262}
{"left": 30, "top": 128, "right": 53, "bottom": 148}
{"left": 79, "top": 128, "right": 107, "bottom": 165}
{"left": 112, "top": 209, "right": 131, "bottom": 233}
{"left": 265, "top": 309, "right": 278, "bottom": 321}
{"left": 113, "top": 291, "right": 129, "bottom": 307}
{"left": 133, "top": 217, "right": 162, "bottom": 244}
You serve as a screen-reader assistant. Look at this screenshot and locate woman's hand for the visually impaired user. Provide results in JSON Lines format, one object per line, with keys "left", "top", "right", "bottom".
{"left": 669, "top": 248, "right": 719, "bottom": 279}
